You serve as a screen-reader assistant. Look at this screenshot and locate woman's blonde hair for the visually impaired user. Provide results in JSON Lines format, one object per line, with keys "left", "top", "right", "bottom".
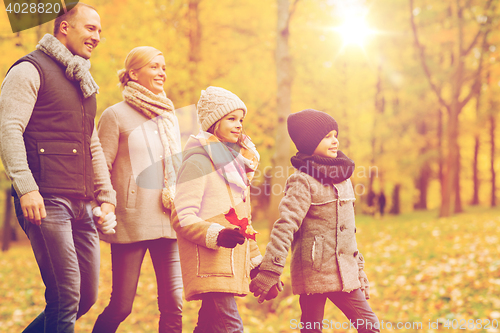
{"left": 118, "top": 46, "right": 163, "bottom": 89}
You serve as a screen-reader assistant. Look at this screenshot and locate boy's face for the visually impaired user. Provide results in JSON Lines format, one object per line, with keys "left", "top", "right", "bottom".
{"left": 313, "top": 130, "right": 339, "bottom": 158}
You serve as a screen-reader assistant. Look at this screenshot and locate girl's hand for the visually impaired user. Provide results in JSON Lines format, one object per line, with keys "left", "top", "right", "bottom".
{"left": 216, "top": 228, "right": 245, "bottom": 248}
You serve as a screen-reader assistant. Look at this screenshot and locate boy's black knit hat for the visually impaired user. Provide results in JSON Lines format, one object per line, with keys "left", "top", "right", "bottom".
{"left": 287, "top": 109, "right": 338, "bottom": 155}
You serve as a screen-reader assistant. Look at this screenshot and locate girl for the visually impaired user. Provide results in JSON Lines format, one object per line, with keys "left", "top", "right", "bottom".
{"left": 92, "top": 46, "right": 183, "bottom": 333}
{"left": 250, "top": 109, "right": 379, "bottom": 333}
{"left": 172, "top": 86, "right": 262, "bottom": 332}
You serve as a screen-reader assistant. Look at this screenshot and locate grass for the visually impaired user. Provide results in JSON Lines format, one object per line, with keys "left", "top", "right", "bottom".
{"left": 1, "top": 207, "right": 499, "bottom": 332}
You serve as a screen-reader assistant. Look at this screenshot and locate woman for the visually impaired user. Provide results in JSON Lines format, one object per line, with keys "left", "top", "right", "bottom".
{"left": 92, "top": 46, "right": 182, "bottom": 333}
{"left": 172, "top": 86, "right": 263, "bottom": 332}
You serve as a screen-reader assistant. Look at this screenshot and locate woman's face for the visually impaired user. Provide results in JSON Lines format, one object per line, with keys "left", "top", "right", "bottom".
{"left": 129, "top": 54, "right": 166, "bottom": 95}
{"left": 215, "top": 109, "right": 245, "bottom": 143}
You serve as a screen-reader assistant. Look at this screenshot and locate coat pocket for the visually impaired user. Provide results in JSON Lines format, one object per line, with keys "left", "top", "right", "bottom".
{"left": 338, "top": 253, "right": 361, "bottom": 292}
{"left": 126, "top": 175, "right": 138, "bottom": 209}
{"left": 312, "top": 235, "right": 324, "bottom": 272}
{"left": 37, "top": 141, "right": 83, "bottom": 187}
{"left": 197, "top": 245, "right": 234, "bottom": 277}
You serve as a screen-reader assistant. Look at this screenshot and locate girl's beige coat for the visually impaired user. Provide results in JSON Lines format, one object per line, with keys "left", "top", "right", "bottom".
{"left": 172, "top": 136, "right": 261, "bottom": 301}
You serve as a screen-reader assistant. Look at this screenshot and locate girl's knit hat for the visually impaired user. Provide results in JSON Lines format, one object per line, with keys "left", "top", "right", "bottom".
{"left": 197, "top": 86, "right": 247, "bottom": 131}
{"left": 287, "top": 109, "right": 339, "bottom": 155}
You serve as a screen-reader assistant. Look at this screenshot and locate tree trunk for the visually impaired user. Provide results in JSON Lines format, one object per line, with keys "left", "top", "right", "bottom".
{"left": 438, "top": 107, "right": 444, "bottom": 196}
{"left": 2, "top": 187, "right": 14, "bottom": 252}
{"left": 439, "top": 89, "right": 461, "bottom": 217}
{"left": 491, "top": 113, "right": 496, "bottom": 207}
{"left": 471, "top": 93, "right": 482, "bottom": 205}
{"left": 454, "top": 149, "right": 463, "bottom": 213}
{"left": 268, "top": 0, "right": 294, "bottom": 225}
{"left": 389, "top": 184, "right": 400, "bottom": 215}
{"left": 414, "top": 162, "right": 430, "bottom": 210}
{"left": 471, "top": 134, "right": 480, "bottom": 205}
{"left": 368, "top": 65, "right": 384, "bottom": 208}
{"left": 188, "top": 0, "right": 202, "bottom": 135}
{"left": 414, "top": 118, "right": 429, "bottom": 210}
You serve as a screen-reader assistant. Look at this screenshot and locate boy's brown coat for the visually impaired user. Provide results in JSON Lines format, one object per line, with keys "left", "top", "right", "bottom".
{"left": 260, "top": 171, "right": 366, "bottom": 295}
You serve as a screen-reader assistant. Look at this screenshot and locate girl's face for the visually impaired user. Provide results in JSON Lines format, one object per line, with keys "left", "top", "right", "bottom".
{"left": 313, "top": 130, "right": 339, "bottom": 158}
{"left": 129, "top": 54, "right": 166, "bottom": 95}
{"left": 215, "top": 109, "right": 245, "bottom": 143}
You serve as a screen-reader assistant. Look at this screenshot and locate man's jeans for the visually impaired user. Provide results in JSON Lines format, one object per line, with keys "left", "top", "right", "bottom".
{"left": 193, "top": 292, "right": 244, "bottom": 333}
{"left": 15, "top": 194, "right": 100, "bottom": 333}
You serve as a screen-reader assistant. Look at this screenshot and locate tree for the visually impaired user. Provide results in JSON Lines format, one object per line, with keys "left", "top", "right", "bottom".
{"left": 410, "top": 0, "right": 497, "bottom": 216}
{"left": 268, "top": 0, "right": 300, "bottom": 223}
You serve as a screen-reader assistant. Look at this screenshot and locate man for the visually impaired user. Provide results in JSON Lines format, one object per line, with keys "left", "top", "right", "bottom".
{"left": 0, "top": 3, "right": 116, "bottom": 332}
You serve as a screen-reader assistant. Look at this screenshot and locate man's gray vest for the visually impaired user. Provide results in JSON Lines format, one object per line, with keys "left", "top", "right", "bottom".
{"left": 9, "top": 50, "right": 96, "bottom": 199}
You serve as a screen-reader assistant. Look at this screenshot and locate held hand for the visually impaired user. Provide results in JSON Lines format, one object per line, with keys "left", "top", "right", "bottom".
{"left": 249, "top": 270, "right": 283, "bottom": 303}
{"left": 19, "top": 190, "right": 46, "bottom": 226}
{"left": 92, "top": 206, "right": 117, "bottom": 234}
{"left": 216, "top": 228, "right": 245, "bottom": 248}
{"left": 359, "top": 270, "right": 370, "bottom": 300}
{"left": 97, "top": 202, "right": 115, "bottom": 225}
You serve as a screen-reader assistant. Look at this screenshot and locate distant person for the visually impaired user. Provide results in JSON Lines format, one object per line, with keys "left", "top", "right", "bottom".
{"left": 0, "top": 3, "right": 116, "bottom": 332}
{"left": 250, "top": 109, "right": 379, "bottom": 333}
{"left": 172, "top": 86, "right": 263, "bottom": 332}
{"left": 92, "top": 46, "right": 183, "bottom": 333}
{"left": 378, "top": 191, "right": 386, "bottom": 216}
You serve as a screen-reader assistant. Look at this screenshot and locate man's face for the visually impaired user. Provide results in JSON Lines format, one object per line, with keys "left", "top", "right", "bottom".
{"left": 64, "top": 6, "right": 101, "bottom": 59}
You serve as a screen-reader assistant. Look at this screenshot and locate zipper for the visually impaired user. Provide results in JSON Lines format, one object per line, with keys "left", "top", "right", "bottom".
{"left": 80, "top": 94, "right": 86, "bottom": 196}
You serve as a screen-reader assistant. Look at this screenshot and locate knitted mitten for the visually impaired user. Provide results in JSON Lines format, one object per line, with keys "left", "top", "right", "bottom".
{"left": 216, "top": 228, "right": 245, "bottom": 248}
{"left": 249, "top": 270, "right": 282, "bottom": 303}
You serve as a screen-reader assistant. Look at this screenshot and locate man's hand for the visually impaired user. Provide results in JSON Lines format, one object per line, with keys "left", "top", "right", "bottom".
{"left": 19, "top": 190, "right": 46, "bottom": 226}
{"left": 97, "top": 202, "right": 115, "bottom": 225}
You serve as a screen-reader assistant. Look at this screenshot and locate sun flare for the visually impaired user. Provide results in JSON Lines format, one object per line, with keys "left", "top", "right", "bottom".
{"left": 337, "top": 18, "right": 372, "bottom": 47}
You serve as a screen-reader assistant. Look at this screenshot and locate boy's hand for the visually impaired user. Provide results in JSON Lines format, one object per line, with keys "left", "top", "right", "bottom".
{"left": 249, "top": 270, "right": 283, "bottom": 303}
{"left": 359, "top": 270, "right": 370, "bottom": 299}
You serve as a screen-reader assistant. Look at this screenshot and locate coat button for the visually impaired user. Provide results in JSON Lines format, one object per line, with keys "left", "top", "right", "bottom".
{"left": 73, "top": 149, "right": 77, "bottom": 153}
{"left": 338, "top": 250, "right": 343, "bottom": 256}
{"left": 39, "top": 148, "right": 45, "bottom": 153}
{"left": 340, "top": 225, "right": 346, "bottom": 231}
{"left": 131, "top": 190, "right": 135, "bottom": 193}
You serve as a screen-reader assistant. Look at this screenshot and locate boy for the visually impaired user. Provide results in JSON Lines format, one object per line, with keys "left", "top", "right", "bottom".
{"left": 250, "top": 109, "right": 379, "bottom": 333}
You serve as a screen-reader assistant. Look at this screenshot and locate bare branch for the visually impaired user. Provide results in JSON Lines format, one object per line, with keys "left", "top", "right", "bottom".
{"left": 285, "top": 0, "right": 300, "bottom": 30}
{"left": 462, "top": 0, "right": 494, "bottom": 56}
{"left": 409, "top": 0, "right": 450, "bottom": 111}
{"left": 289, "top": 0, "right": 300, "bottom": 18}
{"left": 460, "top": 30, "right": 491, "bottom": 109}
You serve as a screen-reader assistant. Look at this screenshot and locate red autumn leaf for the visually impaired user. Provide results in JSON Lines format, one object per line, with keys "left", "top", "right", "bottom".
{"left": 224, "top": 207, "right": 257, "bottom": 241}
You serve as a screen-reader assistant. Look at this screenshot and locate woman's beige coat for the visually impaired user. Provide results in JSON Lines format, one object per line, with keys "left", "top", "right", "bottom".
{"left": 172, "top": 136, "right": 262, "bottom": 301}
{"left": 97, "top": 101, "right": 177, "bottom": 243}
